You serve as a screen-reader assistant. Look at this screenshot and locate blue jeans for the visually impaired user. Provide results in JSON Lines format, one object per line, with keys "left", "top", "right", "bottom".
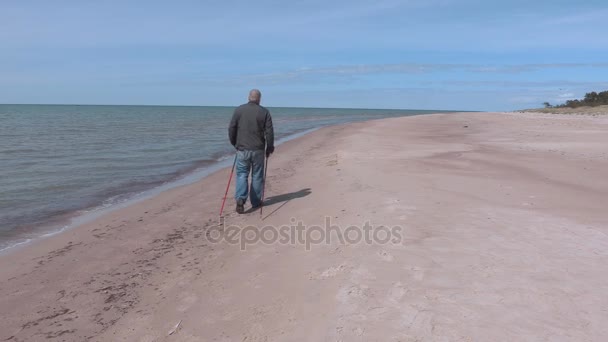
{"left": 235, "top": 149, "right": 265, "bottom": 207}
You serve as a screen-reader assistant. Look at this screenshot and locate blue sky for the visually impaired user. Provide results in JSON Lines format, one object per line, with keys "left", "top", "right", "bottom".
{"left": 1, "top": 0, "right": 607, "bottom": 110}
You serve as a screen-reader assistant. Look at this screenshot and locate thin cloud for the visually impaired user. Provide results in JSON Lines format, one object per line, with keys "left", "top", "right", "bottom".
{"left": 213, "top": 63, "right": 608, "bottom": 86}
{"left": 127, "top": 63, "right": 608, "bottom": 88}
{"left": 417, "top": 80, "right": 608, "bottom": 89}
{"left": 543, "top": 9, "right": 608, "bottom": 25}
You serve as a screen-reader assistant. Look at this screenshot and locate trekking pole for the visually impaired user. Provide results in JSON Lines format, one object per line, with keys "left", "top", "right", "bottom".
{"left": 219, "top": 154, "right": 237, "bottom": 218}
{"left": 260, "top": 155, "right": 269, "bottom": 217}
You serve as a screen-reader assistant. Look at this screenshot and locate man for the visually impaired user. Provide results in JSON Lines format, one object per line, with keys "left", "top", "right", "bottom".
{"left": 228, "top": 89, "right": 274, "bottom": 214}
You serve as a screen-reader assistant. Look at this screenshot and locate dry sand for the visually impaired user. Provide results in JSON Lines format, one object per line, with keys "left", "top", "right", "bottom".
{"left": 1, "top": 112, "right": 608, "bottom": 341}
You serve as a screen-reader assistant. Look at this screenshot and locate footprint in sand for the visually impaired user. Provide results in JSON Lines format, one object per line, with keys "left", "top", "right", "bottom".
{"left": 378, "top": 250, "right": 394, "bottom": 262}
{"left": 309, "top": 264, "right": 349, "bottom": 280}
{"left": 176, "top": 293, "right": 199, "bottom": 312}
{"left": 383, "top": 198, "right": 417, "bottom": 216}
{"left": 247, "top": 272, "right": 266, "bottom": 289}
{"left": 336, "top": 284, "right": 370, "bottom": 303}
{"left": 352, "top": 326, "right": 365, "bottom": 336}
{"left": 351, "top": 266, "right": 377, "bottom": 282}
{"left": 388, "top": 282, "right": 407, "bottom": 304}
{"left": 410, "top": 266, "right": 425, "bottom": 281}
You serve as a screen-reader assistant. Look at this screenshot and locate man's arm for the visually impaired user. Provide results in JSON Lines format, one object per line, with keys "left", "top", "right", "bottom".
{"left": 228, "top": 110, "right": 240, "bottom": 147}
{"left": 264, "top": 111, "right": 274, "bottom": 155}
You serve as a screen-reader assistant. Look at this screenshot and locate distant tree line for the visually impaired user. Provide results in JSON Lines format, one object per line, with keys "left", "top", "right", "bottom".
{"left": 543, "top": 90, "right": 608, "bottom": 108}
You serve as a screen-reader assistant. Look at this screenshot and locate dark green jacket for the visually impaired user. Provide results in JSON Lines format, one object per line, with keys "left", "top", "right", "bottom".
{"left": 228, "top": 102, "right": 274, "bottom": 151}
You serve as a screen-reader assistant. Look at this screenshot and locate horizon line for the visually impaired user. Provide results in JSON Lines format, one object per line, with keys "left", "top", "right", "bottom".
{"left": 0, "top": 103, "right": 478, "bottom": 112}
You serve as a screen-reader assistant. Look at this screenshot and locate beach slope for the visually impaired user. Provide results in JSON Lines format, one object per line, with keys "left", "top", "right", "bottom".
{"left": 1, "top": 112, "right": 608, "bottom": 341}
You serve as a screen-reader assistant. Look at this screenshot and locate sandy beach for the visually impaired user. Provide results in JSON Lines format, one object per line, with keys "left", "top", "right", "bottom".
{"left": 2, "top": 112, "right": 608, "bottom": 341}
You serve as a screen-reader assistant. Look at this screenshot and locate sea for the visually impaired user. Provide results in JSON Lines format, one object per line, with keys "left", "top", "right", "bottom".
{"left": 0, "top": 104, "right": 452, "bottom": 252}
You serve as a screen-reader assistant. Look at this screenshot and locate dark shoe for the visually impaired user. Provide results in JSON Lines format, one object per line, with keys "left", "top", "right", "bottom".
{"left": 236, "top": 199, "right": 245, "bottom": 214}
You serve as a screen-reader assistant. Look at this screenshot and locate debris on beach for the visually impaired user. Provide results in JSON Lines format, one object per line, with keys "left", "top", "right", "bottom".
{"left": 168, "top": 320, "right": 182, "bottom": 336}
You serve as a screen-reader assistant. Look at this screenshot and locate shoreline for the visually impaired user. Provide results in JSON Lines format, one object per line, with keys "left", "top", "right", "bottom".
{"left": 2, "top": 111, "right": 607, "bottom": 341}
{"left": 0, "top": 125, "right": 329, "bottom": 255}
{"left": 1, "top": 110, "right": 443, "bottom": 255}
{"left": 1, "top": 105, "right": 441, "bottom": 254}
{"left": 0, "top": 106, "right": 442, "bottom": 255}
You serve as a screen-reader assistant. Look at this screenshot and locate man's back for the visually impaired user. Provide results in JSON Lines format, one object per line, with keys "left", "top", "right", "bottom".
{"left": 229, "top": 102, "right": 274, "bottom": 151}
{"left": 228, "top": 89, "right": 274, "bottom": 214}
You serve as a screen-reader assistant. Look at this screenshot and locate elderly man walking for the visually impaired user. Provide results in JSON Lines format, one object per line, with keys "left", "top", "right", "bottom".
{"left": 228, "top": 89, "right": 275, "bottom": 214}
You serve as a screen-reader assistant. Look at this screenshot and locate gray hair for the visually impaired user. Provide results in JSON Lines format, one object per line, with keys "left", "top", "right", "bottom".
{"left": 248, "top": 89, "right": 262, "bottom": 104}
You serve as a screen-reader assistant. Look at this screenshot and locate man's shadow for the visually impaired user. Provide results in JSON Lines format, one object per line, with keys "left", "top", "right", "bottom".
{"left": 245, "top": 188, "right": 312, "bottom": 217}
{"left": 263, "top": 188, "right": 312, "bottom": 206}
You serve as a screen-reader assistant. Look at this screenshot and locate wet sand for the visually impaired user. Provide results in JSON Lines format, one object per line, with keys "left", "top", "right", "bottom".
{"left": 1, "top": 112, "right": 608, "bottom": 341}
